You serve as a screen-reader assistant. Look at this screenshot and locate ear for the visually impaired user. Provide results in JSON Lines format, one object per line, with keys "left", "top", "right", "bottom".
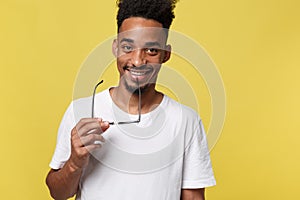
{"left": 112, "top": 39, "right": 118, "bottom": 57}
{"left": 162, "top": 44, "right": 171, "bottom": 63}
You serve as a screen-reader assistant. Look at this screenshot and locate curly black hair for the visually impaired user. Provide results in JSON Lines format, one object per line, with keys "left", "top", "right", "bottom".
{"left": 116, "top": 0, "right": 179, "bottom": 31}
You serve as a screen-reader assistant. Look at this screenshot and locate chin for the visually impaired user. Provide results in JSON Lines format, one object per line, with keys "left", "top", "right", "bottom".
{"left": 124, "top": 80, "right": 149, "bottom": 94}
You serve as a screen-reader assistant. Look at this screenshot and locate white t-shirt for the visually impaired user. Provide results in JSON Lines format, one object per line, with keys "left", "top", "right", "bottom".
{"left": 50, "top": 89, "right": 216, "bottom": 200}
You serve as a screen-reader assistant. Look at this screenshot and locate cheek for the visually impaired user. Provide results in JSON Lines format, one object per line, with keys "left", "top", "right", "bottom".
{"left": 147, "top": 55, "right": 164, "bottom": 65}
{"left": 116, "top": 60, "right": 125, "bottom": 74}
{"left": 153, "top": 53, "right": 166, "bottom": 64}
{"left": 116, "top": 55, "right": 127, "bottom": 67}
{"left": 152, "top": 64, "right": 162, "bottom": 74}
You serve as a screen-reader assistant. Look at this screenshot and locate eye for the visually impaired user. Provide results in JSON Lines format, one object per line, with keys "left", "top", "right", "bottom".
{"left": 145, "top": 48, "right": 159, "bottom": 56}
{"left": 121, "top": 45, "right": 133, "bottom": 53}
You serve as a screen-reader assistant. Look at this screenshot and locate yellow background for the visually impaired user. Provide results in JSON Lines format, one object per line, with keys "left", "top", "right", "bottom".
{"left": 1, "top": 0, "right": 299, "bottom": 199}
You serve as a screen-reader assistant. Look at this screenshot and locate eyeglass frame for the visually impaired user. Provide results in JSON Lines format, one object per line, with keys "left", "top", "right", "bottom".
{"left": 91, "top": 79, "right": 141, "bottom": 125}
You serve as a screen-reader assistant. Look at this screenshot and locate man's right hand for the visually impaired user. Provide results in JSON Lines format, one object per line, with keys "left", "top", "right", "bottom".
{"left": 46, "top": 118, "right": 110, "bottom": 200}
{"left": 69, "top": 118, "right": 110, "bottom": 171}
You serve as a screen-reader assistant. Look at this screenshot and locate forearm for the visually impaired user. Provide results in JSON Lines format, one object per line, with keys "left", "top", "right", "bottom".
{"left": 46, "top": 161, "right": 83, "bottom": 200}
{"left": 46, "top": 118, "right": 108, "bottom": 199}
{"left": 181, "top": 188, "right": 205, "bottom": 200}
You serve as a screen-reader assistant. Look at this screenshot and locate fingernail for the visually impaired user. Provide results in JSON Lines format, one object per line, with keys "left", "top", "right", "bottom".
{"left": 97, "top": 118, "right": 102, "bottom": 121}
{"left": 103, "top": 121, "right": 109, "bottom": 126}
{"left": 94, "top": 140, "right": 104, "bottom": 145}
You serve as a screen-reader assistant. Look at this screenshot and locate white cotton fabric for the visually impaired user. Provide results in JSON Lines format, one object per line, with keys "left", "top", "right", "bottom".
{"left": 49, "top": 89, "right": 216, "bottom": 200}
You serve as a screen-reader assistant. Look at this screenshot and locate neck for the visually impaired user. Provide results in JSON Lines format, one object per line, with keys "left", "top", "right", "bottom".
{"left": 110, "top": 83, "right": 163, "bottom": 115}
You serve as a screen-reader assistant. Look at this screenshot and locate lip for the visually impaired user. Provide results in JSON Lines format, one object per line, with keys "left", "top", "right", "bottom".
{"left": 126, "top": 67, "right": 153, "bottom": 81}
{"left": 129, "top": 69, "right": 152, "bottom": 76}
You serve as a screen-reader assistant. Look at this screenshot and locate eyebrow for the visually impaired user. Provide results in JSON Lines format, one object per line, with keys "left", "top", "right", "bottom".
{"left": 144, "top": 42, "right": 161, "bottom": 48}
{"left": 120, "top": 38, "right": 162, "bottom": 47}
{"left": 120, "top": 38, "right": 134, "bottom": 43}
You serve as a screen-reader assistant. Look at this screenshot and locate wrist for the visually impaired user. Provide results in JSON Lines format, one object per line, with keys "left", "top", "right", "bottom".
{"left": 66, "top": 160, "right": 83, "bottom": 174}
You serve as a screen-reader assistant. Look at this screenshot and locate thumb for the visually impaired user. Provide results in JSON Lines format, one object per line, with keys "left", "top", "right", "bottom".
{"left": 100, "top": 121, "right": 110, "bottom": 132}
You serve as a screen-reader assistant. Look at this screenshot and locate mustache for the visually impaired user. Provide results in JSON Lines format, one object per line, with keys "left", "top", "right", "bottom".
{"left": 123, "top": 65, "right": 149, "bottom": 71}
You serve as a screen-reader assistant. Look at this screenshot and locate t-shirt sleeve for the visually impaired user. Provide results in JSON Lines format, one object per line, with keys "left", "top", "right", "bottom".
{"left": 49, "top": 103, "right": 75, "bottom": 170}
{"left": 182, "top": 119, "right": 216, "bottom": 189}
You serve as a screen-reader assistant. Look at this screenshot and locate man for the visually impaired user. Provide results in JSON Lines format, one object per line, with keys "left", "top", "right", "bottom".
{"left": 46, "top": 0, "right": 216, "bottom": 199}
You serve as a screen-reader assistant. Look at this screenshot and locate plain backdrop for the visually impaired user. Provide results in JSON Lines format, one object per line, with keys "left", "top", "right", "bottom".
{"left": 0, "top": 0, "right": 299, "bottom": 199}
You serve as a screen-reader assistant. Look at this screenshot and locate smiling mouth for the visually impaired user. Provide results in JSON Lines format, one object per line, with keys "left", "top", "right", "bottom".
{"left": 129, "top": 69, "right": 152, "bottom": 76}
{"left": 123, "top": 66, "right": 153, "bottom": 76}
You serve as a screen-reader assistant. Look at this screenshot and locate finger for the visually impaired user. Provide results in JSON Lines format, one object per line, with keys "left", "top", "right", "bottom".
{"left": 98, "top": 119, "right": 110, "bottom": 132}
{"left": 85, "top": 143, "right": 102, "bottom": 152}
{"left": 71, "top": 130, "right": 85, "bottom": 148}
{"left": 76, "top": 118, "right": 102, "bottom": 130}
{"left": 77, "top": 121, "right": 103, "bottom": 137}
{"left": 80, "top": 134, "right": 105, "bottom": 146}
{"left": 71, "top": 127, "right": 104, "bottom": 148}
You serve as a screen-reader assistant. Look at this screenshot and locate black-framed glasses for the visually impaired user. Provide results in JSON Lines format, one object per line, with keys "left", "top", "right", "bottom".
{"left": 91, "top": 80, "right": 141, "bottom": 125}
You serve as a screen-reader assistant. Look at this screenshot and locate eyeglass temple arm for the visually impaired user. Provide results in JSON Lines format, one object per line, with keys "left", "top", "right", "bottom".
{"left": 137, "top": 78, "right": 141, "bottom": 123}
{"left": 92, "top": 80, "right": 104, "bottom": 118}
{"left": 108, "top": 79, "right": 142, "bottom": 125}
{"left": 109, "top": 78, "right": 141, "bottom": 125}
{"left": 92, "top": 78, "right": 141, "bottom": 124}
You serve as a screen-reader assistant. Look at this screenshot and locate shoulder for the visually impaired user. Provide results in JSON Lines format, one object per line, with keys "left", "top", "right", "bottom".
{"left": 72, "top": 88, "right": 110, "bottom": 106}
{"left": 163, "top": 95, "right": 200, "bottom": 121}
{"left": 69, "top": 88, "right": 110, "bottom": 120}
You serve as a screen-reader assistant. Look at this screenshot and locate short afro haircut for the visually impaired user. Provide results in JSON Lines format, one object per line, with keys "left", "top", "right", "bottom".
{"left": 116, "top": 0, "right": 178, "bottom": 31}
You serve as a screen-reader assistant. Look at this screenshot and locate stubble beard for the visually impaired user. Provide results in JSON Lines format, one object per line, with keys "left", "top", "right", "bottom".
{"left": 124, "top": 79, "right": 149, "bottom": 95}
{"left": 122, "top": 65, "right": 156, "bottom": 95}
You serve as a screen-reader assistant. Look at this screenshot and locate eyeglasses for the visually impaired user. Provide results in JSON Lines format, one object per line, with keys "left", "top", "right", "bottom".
{"left": 91, "top": 79, "right": 141, "bottom": 125}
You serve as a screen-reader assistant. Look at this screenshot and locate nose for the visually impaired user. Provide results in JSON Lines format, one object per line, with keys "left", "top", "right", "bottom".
{"left": 131, "top": 49, "right": 146, "bottom": 67}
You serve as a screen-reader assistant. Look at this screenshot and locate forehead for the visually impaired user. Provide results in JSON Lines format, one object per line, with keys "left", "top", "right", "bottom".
{"left": 118, "top": 17, "right": 167, "bottom": 45}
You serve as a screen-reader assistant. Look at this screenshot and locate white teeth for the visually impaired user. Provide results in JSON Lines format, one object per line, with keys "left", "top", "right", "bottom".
{"left": 130, "top": 71, "right": 147, "bottom": 76}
